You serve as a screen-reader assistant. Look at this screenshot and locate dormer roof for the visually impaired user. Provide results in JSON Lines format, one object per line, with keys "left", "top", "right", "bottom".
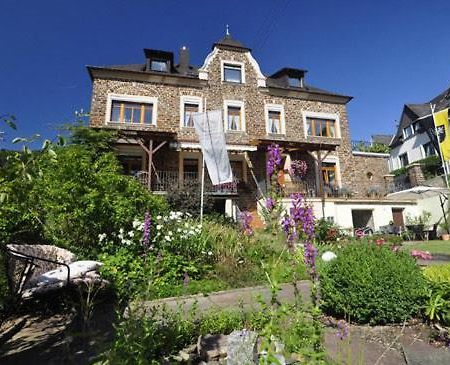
{"left": 212, "top": 34, "right": 251, "bottom": 52}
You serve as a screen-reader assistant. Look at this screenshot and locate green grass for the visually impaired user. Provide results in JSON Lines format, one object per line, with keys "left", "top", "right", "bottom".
{"left": 402, "top": 240, "right": 450, "bottom": 255}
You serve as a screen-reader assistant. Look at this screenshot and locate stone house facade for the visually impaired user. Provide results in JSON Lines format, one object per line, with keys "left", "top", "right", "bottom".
{"left": 88, "top": 33, "right": 391, "bottom": 219}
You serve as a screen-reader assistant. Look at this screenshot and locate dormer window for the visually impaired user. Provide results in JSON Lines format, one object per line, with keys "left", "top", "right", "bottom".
{"left": 288, "top": 77, "right": 301, "bottom": 87}
{"left": 150, "top": 60, "right": 168, "bottom": 72}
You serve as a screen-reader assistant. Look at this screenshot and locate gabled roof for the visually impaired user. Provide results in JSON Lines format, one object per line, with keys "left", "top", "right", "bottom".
{"left": 390, "top": 86, "right": 450, "bottom": 148}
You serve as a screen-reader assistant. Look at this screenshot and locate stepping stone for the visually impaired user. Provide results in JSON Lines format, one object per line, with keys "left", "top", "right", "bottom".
{"left": 403, "top": 343, "right": 450, "bottom": 365}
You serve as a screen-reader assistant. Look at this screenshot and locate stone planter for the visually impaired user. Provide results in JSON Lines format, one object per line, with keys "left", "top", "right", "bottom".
{"left": 442, "top": 233, "right": 450, "bottom": 241}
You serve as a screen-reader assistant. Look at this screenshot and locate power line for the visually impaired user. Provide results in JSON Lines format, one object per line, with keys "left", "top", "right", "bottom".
{"left": 252, "top": 0, "right": 292, "bottom": 54}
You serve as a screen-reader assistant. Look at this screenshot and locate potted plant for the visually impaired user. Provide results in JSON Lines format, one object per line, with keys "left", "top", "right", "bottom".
{"left": 439, "top": 220, "right": 450, "bottom": 241}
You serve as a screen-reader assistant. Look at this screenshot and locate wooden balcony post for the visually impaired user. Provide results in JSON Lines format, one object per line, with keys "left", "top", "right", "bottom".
{"left": 148, "top": 139, "right": 153, "bottom": 190}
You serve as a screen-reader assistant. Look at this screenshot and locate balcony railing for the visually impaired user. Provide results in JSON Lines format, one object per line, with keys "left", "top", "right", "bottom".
{"left": 261, "top": 179, "right": 411, "bottom": 199}
{"left": 135, "top": 170, "right": 238, "bottom": 195}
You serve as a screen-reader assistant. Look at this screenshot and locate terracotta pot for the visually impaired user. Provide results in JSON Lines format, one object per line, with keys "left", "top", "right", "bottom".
{"left": 442, "top": 234, "right": 450, "bottom": 241}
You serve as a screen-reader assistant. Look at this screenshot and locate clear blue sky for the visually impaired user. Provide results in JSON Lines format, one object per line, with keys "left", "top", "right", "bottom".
{"left": 1, "top": 0, "right": 450, "bottom": 148}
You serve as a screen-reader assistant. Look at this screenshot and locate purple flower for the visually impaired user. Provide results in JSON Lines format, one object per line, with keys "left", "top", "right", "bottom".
{"left": 238, "top": 211, "right": 254, "bottom": 236}
{"left": 336, "top": 320, "right": 349, "bottom": 340}
{"left": 289, "top": 160, "right": 308, "bottom": 180}
{"left": 281, "top": 214, "right": 296, "bottom": 249}
{"left": 265, "top": 197, "right": 276, "bottom": 212}
{"left": 304, "top": 242, "right": 318, "bottom": 279}
{"left": 267, "top": 143, "right": 282, "bottom": 178}
{"left": 289, "top": 193, "right": 315, "bottom": 241}
{"left": 142, "top": 212, "right": 151, "bottom": 249}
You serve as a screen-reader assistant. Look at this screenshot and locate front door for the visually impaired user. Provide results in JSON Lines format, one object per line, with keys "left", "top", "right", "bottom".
{"left": 392, "top": 208, "right": 405, "bottom": 227}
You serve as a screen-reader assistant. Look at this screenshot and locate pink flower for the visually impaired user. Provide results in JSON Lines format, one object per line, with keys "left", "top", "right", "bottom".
{"left": 410, "top": 250, "right": 432, "bottom": 260}
{"left": 376, "top": 238, "right": 385, "bottom": 247}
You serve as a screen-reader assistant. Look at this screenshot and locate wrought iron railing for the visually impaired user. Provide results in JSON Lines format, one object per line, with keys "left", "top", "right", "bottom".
{"left": 135, "top": 170, "right": 238, "bottom": 195}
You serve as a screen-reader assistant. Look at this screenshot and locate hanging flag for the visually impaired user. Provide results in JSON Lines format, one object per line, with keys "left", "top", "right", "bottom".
{"left": 193, "top": 110, "right": 233, "bottom": 185}
{"left": 433, "top": 108, "right": 450, "bottom": 161}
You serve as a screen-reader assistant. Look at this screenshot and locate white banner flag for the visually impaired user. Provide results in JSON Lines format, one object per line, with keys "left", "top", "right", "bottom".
{"left": 193, "top": 110, "right": 233, "bottom": 185}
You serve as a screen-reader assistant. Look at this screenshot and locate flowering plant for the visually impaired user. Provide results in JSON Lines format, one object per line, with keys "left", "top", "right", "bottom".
{"left": 238, "top": 210, "right": 254, "bottom": 236}
{"left": 266, "top": 143, "right": 282, "bottom": 179}
{"left": 289, "top": 159, "right": 308, "bottom": 181}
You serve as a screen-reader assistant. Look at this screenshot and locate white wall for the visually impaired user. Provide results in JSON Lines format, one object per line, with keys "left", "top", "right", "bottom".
{"left": 389, "top": 132, "right": 431, "bottom": 171}
{"left": 267, "top": 198, "right": 418, "bottom": 232}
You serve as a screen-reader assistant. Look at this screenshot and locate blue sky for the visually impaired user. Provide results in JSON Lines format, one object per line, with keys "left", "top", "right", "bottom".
{"left": 1, "top": 0, "right": 450, "bottom": 148}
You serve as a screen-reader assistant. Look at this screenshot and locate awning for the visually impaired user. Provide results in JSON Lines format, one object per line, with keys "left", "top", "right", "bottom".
{"left": 386, "top": 186, "right": 450, "bottom": 200}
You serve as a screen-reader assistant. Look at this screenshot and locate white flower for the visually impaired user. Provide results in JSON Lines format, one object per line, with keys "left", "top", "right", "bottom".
{"left": 322, "top": 251, "right": 337, "bottom": 262}
{"left": 207, "top": 251, "right": 213, "bottom": 256}
{"left": 156, "top": 225, "right": 162, "bottom": 230}
{"left": 98, "top": 233, "right": 107, "bottom": 242}
{"left": 157, "top": 215, "right": 162, "bottom": 220}
{"left": 164, "top": 235, "right": 172, "bottom": 242}
{"left": 119, "top": 228, "right": 124, "bottom": 234}
{"left": 168, "top": 231, "right": 173, "bottom": 236}
{"left": 128, "top": 231, "right": 135, "bottom": 238}
{"left": 132, "top": 220, "right": 142, "bottom": 229}
{"left": 177, "top": 228, "right": 182, "bottom": 233}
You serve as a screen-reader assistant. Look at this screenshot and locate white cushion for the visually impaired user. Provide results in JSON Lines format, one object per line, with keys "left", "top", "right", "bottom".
{"left": 68, "top": 260, "right": 103, "bottom": 278}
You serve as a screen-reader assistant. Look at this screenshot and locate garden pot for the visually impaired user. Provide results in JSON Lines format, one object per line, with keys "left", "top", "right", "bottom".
{"left": 442, "top": 233, "right": 450, "bottom": 241}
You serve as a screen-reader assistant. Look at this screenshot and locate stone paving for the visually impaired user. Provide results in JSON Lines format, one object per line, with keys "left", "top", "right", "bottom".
{"left": 129, "top": 281, "right": 312, "bottom": 317}
{"left": 2, "top": 280, "right": 450, "bottom": 364}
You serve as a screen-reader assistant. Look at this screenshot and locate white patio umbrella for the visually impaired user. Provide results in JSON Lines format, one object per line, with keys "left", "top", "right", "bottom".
{"left": 386, "top": 186, "right": 450, "bottom": 200}
{"left": 386, "top": 186, "right": 450, "bottom": 232}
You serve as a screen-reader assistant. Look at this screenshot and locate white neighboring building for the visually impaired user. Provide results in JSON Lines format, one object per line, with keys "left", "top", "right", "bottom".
{"left": 388, "top": 88, "right": 450, "bottom": 171}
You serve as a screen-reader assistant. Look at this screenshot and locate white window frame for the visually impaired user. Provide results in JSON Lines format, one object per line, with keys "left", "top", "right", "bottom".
{"left": 302, "top": 110, "right": 341, "bottom": 138}
{"left": 221, "top": 60, "right": 245, "bottom": 84}
{"left": 224, "top": 100, "right": 246, "bottom": 132}
{"left": 403, "top": 125, "right": 413, "bottom": 139}
{"left": 105, "top": 94, "right": 158, "bottom": 126}
{"left": 180, "top": 95, "right": 203, "bottom": 129}
{"left": 264, "top": 104, "right": 286, "bottom": 135}
{"left": 398, "top": 152, "right": 409, "bottom": 168}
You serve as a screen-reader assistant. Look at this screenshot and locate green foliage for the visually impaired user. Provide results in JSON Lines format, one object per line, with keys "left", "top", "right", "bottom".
{"left": 99, "top": 248, "right": 147, "bottom": 303}
{"left": 315, "top": 218, "right": 343, "bottom": 244}
{"left": 406, "top": 210, "right": 432, "bottom": 226}
{"left": 107, "top": 307, "right": 198, "bottom": 365}
{"left": 422, "top": 264, "right": 450, "bottom": 325}
{"left": 320, "top": 243, "right": 427, "bottom": 324}
{"left": 417, "top": 155, "right": 441, "bottom": 180}
{"left": 356, "top": 142, "right": 390, "bottom": 154}
{"left": 391, "top": 167, "right": 407, "bottom": 177}
{"left": 0, "top": 125, "right": 167, "bottom": 255}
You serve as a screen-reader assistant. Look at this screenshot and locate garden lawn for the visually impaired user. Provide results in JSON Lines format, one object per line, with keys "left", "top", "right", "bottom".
{"left": 402, "top": 240, "right": 450, "bottom": 255}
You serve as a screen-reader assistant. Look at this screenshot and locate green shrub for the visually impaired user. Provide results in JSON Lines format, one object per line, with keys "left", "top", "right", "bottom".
{"left": 320, "top": 243, "right": 427, "bottom": 324}
{"left": 315, "top": 218, "right": 342, "bottom": 244}
{"left": 0, "top": 126, "right": 168, "bottom": 255}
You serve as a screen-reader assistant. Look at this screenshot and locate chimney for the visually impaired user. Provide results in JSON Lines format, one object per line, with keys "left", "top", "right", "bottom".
{"left": 178, "top": 46, "right": 190, "bottom": 74}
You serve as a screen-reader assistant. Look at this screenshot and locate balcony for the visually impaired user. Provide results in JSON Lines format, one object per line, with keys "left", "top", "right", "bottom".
{"left": 261, "top": 179, "right": 411, "bottom": 199}
{"left": 135, "top": 170, "right": 238, "bottom": 195}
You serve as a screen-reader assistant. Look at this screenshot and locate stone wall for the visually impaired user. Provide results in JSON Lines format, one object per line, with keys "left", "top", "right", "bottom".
{"left": 347, "top": 152, "right": 390, "bottom": 196}
{"left": 89, "top": 44, "right": 378, "bottom": 201}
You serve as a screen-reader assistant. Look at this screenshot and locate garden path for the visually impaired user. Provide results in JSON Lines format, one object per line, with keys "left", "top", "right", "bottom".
{"left": 129, "top": 280, "right": 312, "bottom": 317}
